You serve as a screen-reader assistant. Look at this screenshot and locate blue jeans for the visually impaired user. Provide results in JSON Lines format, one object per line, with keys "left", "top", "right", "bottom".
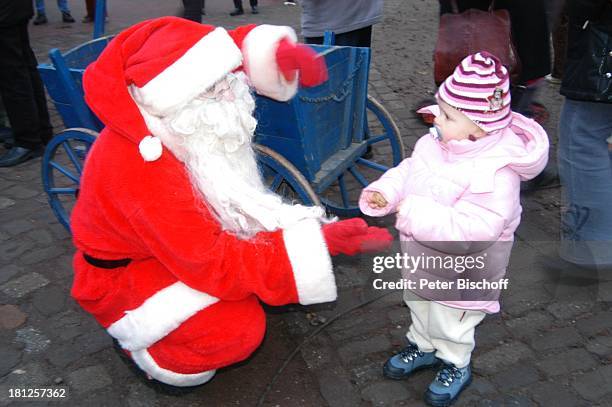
{"left": 558, "top": 98, "right": 612, "bottom": 266}
{"left": 35, "top": 0, "right": 71, "bottom": 14}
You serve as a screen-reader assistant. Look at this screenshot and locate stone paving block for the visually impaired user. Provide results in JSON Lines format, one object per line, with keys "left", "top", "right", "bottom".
{"left": 490, "top": 365, "right": 541, "bottom": 390}
{"left": 585, "top": 335, "right": 612, "bottom": 358}
{"left": 361, "top": 381, "right": 413, "bottom": 405}
{"left": 571, "top": 364, "right": 612, "bottom": 401}
{"left": 32, "top": 285, "right": 67, "bottom": 316}
{"left": 24, "top": 229, "right": 55, "bottom": 246}
{"left": 0, "top": 304, "right": 27, "bottom": 330}
{"left": 316, "top": 369, "right": 361, "bottom": 407}
{"left": 527, "top": 381, "right": 584, "bottom": 407}
{"left": 0, "top": 240, "right": 35, "bottom": 263}
{"left": 0, "top": 362, "right": 50, "bottom": 406}
{"left": 575, "top": 312, "right": 612, "bottom": 337}
{"left": 47, "top": 330, "right": 112, "bottom": 368}
{"left": 469, "top": 376, "right": 497, "bottom": 395}
{"left": 0, "top": 344, "right": 21, "bottom": 377}
{"left": 338, "top": 335, "right": 391, "bottom": 363}
{"left": 126, "top": 382, "right": 158, "bottom": 407}
{"left": 299, "top": 336, "right": 333, "bottom": 370}
{"left": 0, "top": 272, "right": 49, "bottom": 298}
{"left": 0, "top": 219, "right": 36, "bottom": 236}
{"left": 2, "top": 185, "right": 39, "bottom": 200}
{"left": 504, "top": 311, "right": 554, "bottom": 339}
{"left": 536, "top": 348, "right": 599, "bottom": 376}
{"left": 474, "top": 321, "right": 510, "bottom": 349}
{"left": 68, "top": 365, "right": 113, "bottom": 394}
{"left": 0, "top": 264, "right": 21, "bottom": 285}
{"left": 530, "top": 326, "right": 583, "bottom": 351}
{"left": 473, "top": 342, "right": 535, "bottom": 375}
{"left": 546, "top": 301, "right": 594, "bottom": 320}
{"left": 350, "top": 360, "right": 384, "bottom": 387}
{"left": 20, "top": 245, "right": 67, "bottom": 266}
{"left": 0, "top": 197, "right": 15, "bottom": 210}
{"left": 15, "top": 326, "right": 51, "bottom": 353}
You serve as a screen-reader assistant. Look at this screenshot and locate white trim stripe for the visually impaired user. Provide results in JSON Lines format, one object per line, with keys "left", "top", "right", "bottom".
{"left": 108, "top": 282, "right": 219, "bottom": 351}
{"left": 131, "top": 349, "right": 216, "bottom": 387}
{"left": 242, "top": 24, "right": 299, "bottom": 101}
{"left": 282, "top": 218, "right": 336, "bottom": 305}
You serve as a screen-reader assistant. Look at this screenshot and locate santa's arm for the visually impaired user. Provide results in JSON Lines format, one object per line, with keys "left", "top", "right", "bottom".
{"left": 230, "top": 24, "right": 327, "bottom": 101}
{"left": 127, "top": 200, "right": 336, "bottom": 306}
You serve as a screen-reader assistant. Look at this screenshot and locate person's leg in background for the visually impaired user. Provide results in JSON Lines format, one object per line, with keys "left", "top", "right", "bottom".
{"left": 0, "top": 23, "right": 52, "bottom": 167}
{"left": 333, "top": 26, "right": 372, "bottom": 47}
{"left": 33, "top": 0, "right": 48, "bottom": 25}
{"left": 230, "top": 0, "right": 244, "bottom": 16}
{"left": 249, "top": 0, "right": 258, "bottom": 14}
{"left": 182, "top": 0, "right": 202, "bottom": 23}
{"left": 57, "top": 0, "right": 75, "bottom": 22}
{"left": 83, "top": 0, "right": 95, "bottom": 22}
{"left": 558, "top": 99, "right": 612, "bottom": 268}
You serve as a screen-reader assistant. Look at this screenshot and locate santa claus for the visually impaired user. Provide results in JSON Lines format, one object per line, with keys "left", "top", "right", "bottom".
{"left": 70, "top": 17, "right": 391, "bottom": 390}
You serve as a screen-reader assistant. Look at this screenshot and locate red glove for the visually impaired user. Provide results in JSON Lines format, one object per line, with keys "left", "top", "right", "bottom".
{"left": 322, "top": 218, "right": 393, "bottom": 256}
{"left": 275, "top": 37, "right": 328, "bottom": 87}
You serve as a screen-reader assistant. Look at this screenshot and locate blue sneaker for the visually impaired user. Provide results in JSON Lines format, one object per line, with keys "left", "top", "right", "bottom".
{"left": 424, "top": 363, "right": 472, "bottom": 406}
{"left": 383, "top": 343, "right": 439, "bottom": 379}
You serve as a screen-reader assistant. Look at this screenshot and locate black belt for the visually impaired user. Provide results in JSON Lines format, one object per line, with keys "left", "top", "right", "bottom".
{"left": 83, "top": 253, "right": 132, "bottom": 269}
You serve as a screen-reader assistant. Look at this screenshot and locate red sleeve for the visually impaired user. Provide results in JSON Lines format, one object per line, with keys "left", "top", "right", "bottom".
{"left": 125, "top": 156, "right": 336, "bottom": 306}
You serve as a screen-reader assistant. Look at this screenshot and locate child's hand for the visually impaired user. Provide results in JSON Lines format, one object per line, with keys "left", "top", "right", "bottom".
{"left": 368, "top": 191, "right": 388, "bottom": 209}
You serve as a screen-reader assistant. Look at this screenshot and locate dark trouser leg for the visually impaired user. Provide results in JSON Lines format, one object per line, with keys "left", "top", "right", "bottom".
{"left": 334, "top": 26, "right": 372, "bottom": 47}
{"left": 233, "top": 0, "right": 244, "bottom": 11}
{"left": 249, "top": 0, "right": 257, "bottom": 7}
{"left": 0, "top": 24, "right": 52, "bottom": 149}
{"left": 182, "top": 0, "right": 202, "bottom": 22}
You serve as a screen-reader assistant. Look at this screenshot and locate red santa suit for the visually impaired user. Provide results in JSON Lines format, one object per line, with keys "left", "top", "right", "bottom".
{"left": 71, "top": 17, "right": 337, "bottom": 387}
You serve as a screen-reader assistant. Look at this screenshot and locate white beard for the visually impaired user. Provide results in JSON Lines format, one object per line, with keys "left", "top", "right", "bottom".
{"left": 140, "top": 73, "right": 326, "bottom": 239}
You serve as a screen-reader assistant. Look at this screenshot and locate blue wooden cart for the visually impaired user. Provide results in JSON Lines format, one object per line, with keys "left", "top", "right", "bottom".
{"left": 39, "top": 27, "right": 405, "bottom": 231}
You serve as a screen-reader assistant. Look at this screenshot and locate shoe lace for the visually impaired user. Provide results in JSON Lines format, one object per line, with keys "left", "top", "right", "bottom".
{"left": 399, "top": 344, "right": 425, "bottom": 363}
{"left": 435, "top": 364, "right": 463, "bottom": 387}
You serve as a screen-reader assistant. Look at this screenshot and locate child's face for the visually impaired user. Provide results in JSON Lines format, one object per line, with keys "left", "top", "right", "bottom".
{"left": 434, "top": 99, "right": 485, "bottom": 142}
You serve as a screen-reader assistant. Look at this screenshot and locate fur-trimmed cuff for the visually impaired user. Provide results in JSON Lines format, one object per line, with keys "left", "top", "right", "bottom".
{"left": 242, "top": 24, "right": 299, "bottom": 101}
{"left": 107, "top": 282, "right": 219, "bottom": 351}
{"left": 282, "top": 218, "right": 337, "bottom": 305}
{"left": 131, "top": 349, "right": 216, "bottom": 387}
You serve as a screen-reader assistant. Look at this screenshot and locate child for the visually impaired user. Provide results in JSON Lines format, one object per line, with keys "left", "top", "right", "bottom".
{"left": 359, "top": 52, "right": 549, "bottom": 406}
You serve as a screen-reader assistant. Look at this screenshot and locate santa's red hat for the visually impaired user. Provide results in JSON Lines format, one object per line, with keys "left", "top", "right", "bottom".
{"left": 84, "top": 17, "right": 299, "bottom": 161}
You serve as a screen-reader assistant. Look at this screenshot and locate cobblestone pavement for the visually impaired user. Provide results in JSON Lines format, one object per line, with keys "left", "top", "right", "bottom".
{"left": 1, "top": 0, "right": 611, "bottom": 406}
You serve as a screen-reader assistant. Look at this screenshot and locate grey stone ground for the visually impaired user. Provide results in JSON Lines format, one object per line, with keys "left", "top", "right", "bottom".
{"left": 1, "top": 0, "right": 611, "bottom": 406}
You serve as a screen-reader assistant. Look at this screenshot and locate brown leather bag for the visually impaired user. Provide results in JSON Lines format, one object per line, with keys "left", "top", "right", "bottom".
{"left": 433, "top": 0, "right": 520, "bottom": 85}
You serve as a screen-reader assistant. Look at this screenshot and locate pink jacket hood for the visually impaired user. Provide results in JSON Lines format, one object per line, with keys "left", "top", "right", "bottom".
{"left": 417, "top": 105, "right": 549, "bottom": 188}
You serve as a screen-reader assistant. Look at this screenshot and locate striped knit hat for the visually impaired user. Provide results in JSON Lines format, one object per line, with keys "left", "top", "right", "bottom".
{"left": 437, "top": 51, "right": 511, "bottom": 133}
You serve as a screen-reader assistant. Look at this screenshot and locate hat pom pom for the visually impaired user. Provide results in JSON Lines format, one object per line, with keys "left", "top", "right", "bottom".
{"left": 139, "top": 135, "right": 162, "bottom": 162}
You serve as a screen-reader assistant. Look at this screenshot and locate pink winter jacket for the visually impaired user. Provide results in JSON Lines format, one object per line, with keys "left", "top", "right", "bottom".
{"left": 359, "top": 109, "right": 549, "bottom": 313}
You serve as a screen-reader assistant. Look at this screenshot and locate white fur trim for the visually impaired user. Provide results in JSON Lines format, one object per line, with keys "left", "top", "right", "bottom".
{"left": 139, "top": 135, "right": 163, "bottom": 161}
{"left": 107, "top": 282, "right": 219, "bottom": 351}
{"left": 282, "top": 218, "right": 336, "bottom": 305}
{"left": 131, "top": 27, "right": 243, "bottom": 116}
{"left": 242, "top": 25, "right": 299, "bottom": 101}
{"left": 131, "top": 349, "right": 216, "bottom": 387}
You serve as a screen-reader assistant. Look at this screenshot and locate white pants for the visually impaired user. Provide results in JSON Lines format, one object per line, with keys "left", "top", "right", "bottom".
{"left": 404, "top": 290, "right": 486, "bottom": 368}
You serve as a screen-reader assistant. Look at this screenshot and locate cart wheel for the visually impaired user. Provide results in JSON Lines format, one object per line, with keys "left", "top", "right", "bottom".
{"left": 255, "top": 144, "right": 321, "bottom": 207}
{"left": 320, "top": 95, "right": 405, "bottom": 217}
{"left": 42, "top": 128, "right": 97, "bottom": 232}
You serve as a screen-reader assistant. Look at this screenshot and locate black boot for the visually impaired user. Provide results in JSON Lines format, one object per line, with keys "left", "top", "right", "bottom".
{"left": 251, "top": 5, "right": 259, "bottom": 14}
{"left": 33, "top": 14, "right": 48, "bottom": 25}
{"left": 62, "top": 11, "right": 75, "bottom": 23}
{"left": 229, "top": 8, "right": 244, "bottom": 16}
{"left": 0, "top": 146, "right": 43, "bottom": 167}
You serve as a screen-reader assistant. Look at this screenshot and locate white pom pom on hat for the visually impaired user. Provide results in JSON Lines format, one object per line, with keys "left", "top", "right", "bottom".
{"left": 139, "top": 135, "right": 163, "bottom": 162}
